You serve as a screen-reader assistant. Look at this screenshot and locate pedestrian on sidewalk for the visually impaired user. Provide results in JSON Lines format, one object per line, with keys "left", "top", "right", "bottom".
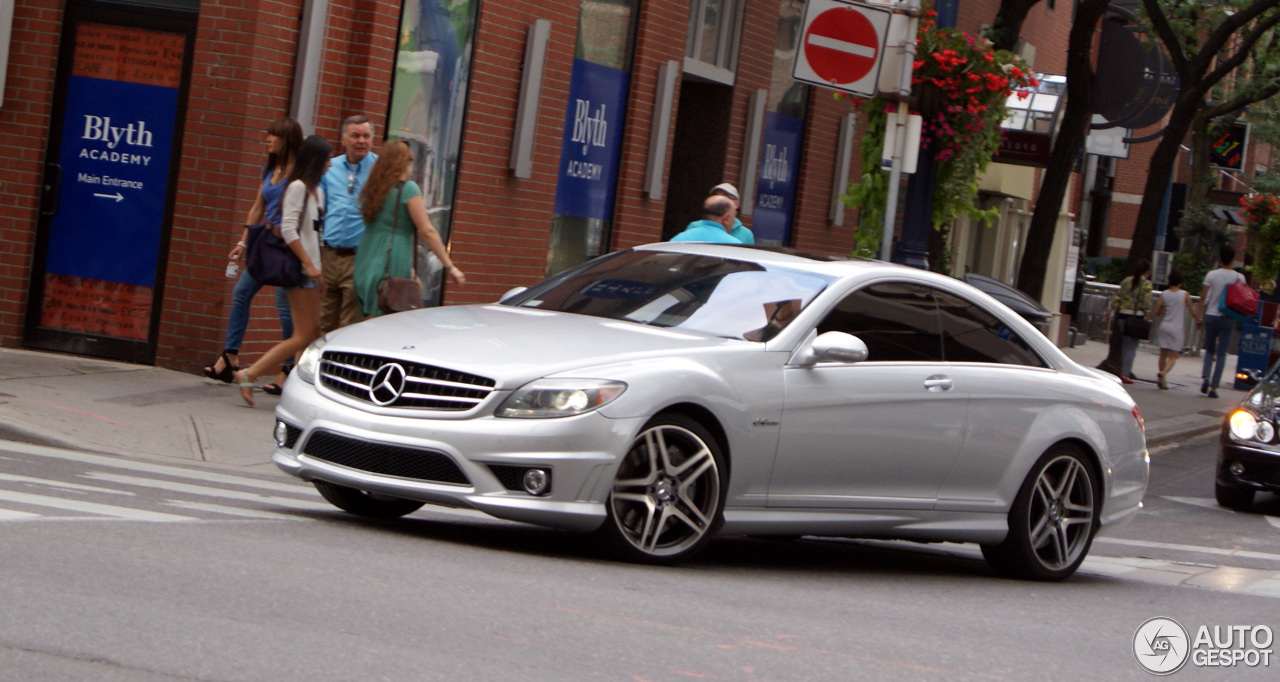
{"left": 203, "top": 116, "right": 302, "bottom": 394}
{"left": 708, "top": 183, "right": 754, "bottom": 244}
{"left": 670, "top": 195, "right": 743, "bottom": 244}
{"left": 1113, "top": 259, "right": 1152, "bottom": 384}
{"left": 1154, "top": 270, "right": 1197, "bottom": 389}
{"left": 1196, "top": 244, "right": 1246, "bottom": 399}
{"left": 319, "top": 114, "right": 378, "bottom": 333}
{"left": 234, "top": 135, "right": 333, "bottom": 407}
{"left": 352, "top": 141, "right": 465, "bottom": 319}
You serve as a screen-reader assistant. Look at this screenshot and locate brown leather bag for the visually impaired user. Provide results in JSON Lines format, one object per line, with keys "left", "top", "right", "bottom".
{"left": 377, "top": 275, "right": 421, "bottom": 315}
{"left": 374, "top": 182, "right": 422, "bottom": 315}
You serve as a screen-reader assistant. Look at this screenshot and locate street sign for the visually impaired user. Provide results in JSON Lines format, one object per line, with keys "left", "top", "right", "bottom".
{"left": 1210, "top": 121, "right": 1249, "bottom": 172}
{"left": 793, "top": 0, "right": 892, "bottom": 99}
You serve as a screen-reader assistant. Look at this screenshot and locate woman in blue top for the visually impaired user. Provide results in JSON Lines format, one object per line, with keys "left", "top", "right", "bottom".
{"left": 202, "top": 117, "right": 302, "bottom": 393}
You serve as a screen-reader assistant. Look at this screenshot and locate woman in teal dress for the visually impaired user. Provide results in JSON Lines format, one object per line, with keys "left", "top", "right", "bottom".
{"left": 353, "top": 141, "right": 465, "bottom": 317}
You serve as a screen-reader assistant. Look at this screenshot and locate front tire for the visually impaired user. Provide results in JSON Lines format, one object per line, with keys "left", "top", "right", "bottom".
{"left": 982, "top": 444, "right": 1100, "bottom": 581}
{"left": 599, "top": 413, "right": 726, "bottom": 564}
{"left": 1215, "top": 481, "right": 1254, "bottom": 511}
{"left": 313, "top": 480, "right": 426, "bottom": 519}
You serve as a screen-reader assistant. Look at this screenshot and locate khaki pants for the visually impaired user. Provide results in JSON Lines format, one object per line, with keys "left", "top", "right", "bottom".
{"left": 320, "top": 247, "right": 363, "bottom": 332}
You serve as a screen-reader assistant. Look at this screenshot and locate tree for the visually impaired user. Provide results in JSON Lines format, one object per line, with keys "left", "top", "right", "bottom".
{"left": 1013, "top": 0, "right": 1112, "bottom": 301}
{"left": 1126, "top": 0, "right": 1280, "bottom": 267}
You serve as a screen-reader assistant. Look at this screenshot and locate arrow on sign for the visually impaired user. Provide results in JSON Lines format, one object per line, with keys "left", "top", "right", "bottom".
{"left": 94, "top": 192, "right": 124, "bottom": 202}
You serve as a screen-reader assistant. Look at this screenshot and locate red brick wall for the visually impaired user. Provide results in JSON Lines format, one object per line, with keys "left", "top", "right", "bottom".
{"left": 0, "top": 2, "right": 61, "bottom": 348}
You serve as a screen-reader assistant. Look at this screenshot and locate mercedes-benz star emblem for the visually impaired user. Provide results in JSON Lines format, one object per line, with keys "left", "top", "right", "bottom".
{"left": 369, "top": 363, "right": 407, "bottom": 406}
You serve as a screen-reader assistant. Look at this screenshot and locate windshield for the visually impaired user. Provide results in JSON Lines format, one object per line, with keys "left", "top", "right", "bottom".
{"left": 507, "top": 250, "right": 835, "bottom": 341}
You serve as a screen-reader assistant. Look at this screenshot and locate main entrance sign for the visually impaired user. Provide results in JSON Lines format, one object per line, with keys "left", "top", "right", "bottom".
{"left": 792, "top": 0, "right": 891, "bottom": 98}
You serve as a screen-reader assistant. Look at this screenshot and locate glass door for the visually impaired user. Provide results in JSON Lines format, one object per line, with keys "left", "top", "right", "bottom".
{"left": 24, "top": 0, "right": 196, "bottom": 363}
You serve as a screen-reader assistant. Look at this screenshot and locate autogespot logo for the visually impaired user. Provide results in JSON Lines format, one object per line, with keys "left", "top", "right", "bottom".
{"left": 1134, "top": 617, "right": 1190, "bottom": 675}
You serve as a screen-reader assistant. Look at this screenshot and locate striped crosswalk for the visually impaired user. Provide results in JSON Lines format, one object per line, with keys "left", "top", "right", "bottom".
{"left": 0, "top": 440, "right": 323, "bottom": 523}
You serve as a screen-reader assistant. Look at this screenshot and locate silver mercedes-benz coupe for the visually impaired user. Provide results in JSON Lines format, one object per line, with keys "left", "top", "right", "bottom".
{"left": 272, "top": 243, "right": 1148, "bottom": 580}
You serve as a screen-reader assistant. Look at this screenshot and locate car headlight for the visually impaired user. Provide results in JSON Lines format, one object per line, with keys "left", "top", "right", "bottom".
{"left": 495, "top": 379, "right": 626, "bottom": 418}
{"left": 1229, "top": 409, "right": 1260, "bottom": 441}
{"left": 294, "top": 336, "right": 328, "bottom": 384}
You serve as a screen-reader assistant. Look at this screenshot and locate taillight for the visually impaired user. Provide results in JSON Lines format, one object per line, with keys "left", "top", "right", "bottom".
{"left": 1132, "top": 405, "right": 1145, "bottom": 433}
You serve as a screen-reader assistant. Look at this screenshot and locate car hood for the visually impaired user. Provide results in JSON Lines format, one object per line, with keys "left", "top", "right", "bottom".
{"left": 323, "top": 304, "right": 749, "bottom": 387}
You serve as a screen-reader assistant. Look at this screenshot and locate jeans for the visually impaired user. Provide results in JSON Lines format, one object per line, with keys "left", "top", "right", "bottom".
{"left": 225, "top": 269, "right": 293, "bottom": 358}
{"left": 1200, "top": 314, "right": 1236, "bottom": 390}
{"left": 1120, "top": 334, "right": 1139, "bottom": 378}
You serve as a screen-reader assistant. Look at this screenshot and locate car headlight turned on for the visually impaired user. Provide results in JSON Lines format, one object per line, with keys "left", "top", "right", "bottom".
{"left": 496, "top": 379, "right": 626, "bottom": 418}
{"left": 294, "top": 336, "right": 327, "bottom": 384}
{"left": 1228, "top": 409, "right": 1276, "bottom": 443}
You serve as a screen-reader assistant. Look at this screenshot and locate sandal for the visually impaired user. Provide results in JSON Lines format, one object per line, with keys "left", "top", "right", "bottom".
{"left": 202, "top": 351, "right": 237, "bottom": 384}
{"left": 262, "top": 364, "right": 292, "bottom": 396}
{"left": 233, "top": 369, "right": 255, "bottom": 407}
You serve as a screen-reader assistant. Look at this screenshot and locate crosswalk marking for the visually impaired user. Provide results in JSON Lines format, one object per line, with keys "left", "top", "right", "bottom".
{"left": 0, "top": 472, "right": 135, "bottom": 496}
{"left": 0, "top": 508, "right": 42, "bottom": 521}
{"left": 163, "top": 500, "right": 302, "bottom": 519}
{"left": 2, "top": 440, "right": 310, "bottom": 494}
{"left": 0, "top": 489, "right": 195, "bottom": 522}
{"left": 83, "top": 472, "right": 333, "bottom": 511}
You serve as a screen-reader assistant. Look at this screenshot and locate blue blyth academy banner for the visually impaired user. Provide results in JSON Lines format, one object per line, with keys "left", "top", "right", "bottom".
{"left": 46, "top": 75, "right": 177, "bottom": 287}
{"left": 554, "top": 59, "right": 629, "bottom": 221}
{"left": 752, "top": 112, "right": 803, "bottom": 244}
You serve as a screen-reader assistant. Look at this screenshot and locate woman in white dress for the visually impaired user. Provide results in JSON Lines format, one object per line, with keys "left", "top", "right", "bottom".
{"left": 1153, "top": 271, "right": 1198, "bottom": 389}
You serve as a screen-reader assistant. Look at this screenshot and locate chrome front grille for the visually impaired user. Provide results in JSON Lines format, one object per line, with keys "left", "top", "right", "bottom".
{"left": 319, "top": 351, "right": 496, "bottom": 410}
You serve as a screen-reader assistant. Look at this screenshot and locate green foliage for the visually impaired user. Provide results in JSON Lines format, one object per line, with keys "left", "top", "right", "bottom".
{"left": 1172, "top": 251, "right": 1209, "bottom": 296}
{"left": 1093, "top": 257, "right": 1128, "bottom": 284}
{"left": 1242, "top": 193, "right": 1280, "bottom": 288}
{"left": 841, "top": 6, "right": 1033, "bottom": 260}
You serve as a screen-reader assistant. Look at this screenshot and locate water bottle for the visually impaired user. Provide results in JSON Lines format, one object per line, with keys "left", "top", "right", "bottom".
{"left": 225, "top": 260, "right": 239, "bottom": 279}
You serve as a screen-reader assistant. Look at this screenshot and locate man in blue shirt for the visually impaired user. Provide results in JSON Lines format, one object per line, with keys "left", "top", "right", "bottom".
{"left": 320, "top": 115, "right": 378, "bottom": 332}
{"left": 670, "top": 195, "right": 743, "bottom": 244}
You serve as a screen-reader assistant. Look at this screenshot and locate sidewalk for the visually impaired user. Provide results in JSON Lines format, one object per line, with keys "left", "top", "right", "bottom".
{"left": 0, "top": 340, "right": 1234, "bottom": 470}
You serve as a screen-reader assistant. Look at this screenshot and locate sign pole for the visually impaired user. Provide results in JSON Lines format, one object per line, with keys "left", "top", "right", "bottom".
{"left": 879, "top": 0, "right": 920, "bottom": 262}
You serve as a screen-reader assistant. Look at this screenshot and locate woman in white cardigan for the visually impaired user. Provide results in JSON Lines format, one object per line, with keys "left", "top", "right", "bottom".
{"left": 235, "top": 135, "right": 331, "bottom": 406}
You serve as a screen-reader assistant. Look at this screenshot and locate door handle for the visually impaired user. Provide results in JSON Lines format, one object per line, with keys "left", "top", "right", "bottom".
{"left": 40, "top": 163, "right": 62, "bottom": 216}
{"left": 924, "top": 375, "right": 953, "bottom": 392}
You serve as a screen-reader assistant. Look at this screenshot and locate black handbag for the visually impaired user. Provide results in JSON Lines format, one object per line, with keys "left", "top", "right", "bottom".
{"left": 1122, "top": 315, "right": 1151, "bottom": 340}
{"left": 245, "top": 198, "right": 306, "bottom": 288}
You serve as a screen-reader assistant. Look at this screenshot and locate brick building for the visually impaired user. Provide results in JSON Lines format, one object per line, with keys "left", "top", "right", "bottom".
{"left": 1, "top": 0, "right": 1127, "bottom": 372}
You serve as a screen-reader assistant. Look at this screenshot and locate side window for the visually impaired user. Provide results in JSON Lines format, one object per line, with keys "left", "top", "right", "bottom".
{"left": 934, "top": 290, "right": 1046, "bottom": 367}
{"left": 816, "top": 282, "right": 943, "bottom": 362}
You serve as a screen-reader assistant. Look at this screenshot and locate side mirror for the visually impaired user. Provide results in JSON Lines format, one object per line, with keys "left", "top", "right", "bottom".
{"left": 499, "top": 286, "right": 527, "bottom": 304}
{"left": 812, "top": 331, "right": 869, "bottom": 363}
{"left": 791, "top": 331, "right": 869, "bottom": 366}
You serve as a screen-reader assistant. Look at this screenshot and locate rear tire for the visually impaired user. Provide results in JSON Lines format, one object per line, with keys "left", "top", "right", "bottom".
{"left": 1215, "top": 481, "right": 1254, "bottom": 511}
{"left": 598, "top": 413, "right": 726, "bottom": 564}
{"left": 982, "top": 444, "right": 1099, "bottom": 581}
{"left": 313, "top": 480, "right": 426, "bottom": 519}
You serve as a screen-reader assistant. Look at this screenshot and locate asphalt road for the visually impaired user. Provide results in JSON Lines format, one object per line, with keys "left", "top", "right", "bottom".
{"left": 0, "top": 435, "right": 1276, "bottom": 681}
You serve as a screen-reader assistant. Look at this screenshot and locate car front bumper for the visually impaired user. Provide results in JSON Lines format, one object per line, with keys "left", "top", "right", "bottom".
{"left": 272, "top": 378, "right": 645, "bottom": 531}
{"left": 1219, "top": 438, "right": 1280, "bottom": 493}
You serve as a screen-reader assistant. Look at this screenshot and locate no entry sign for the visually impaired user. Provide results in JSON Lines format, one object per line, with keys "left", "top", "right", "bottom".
{"left": 793, "top": 0, "right": 892, "bottom": 98}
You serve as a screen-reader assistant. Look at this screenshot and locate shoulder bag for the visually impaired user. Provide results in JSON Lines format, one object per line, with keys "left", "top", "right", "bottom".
{"left": 376, "top": 182, "right": 422, "bottom": 315}
{"left": 1220, "top": 278, "right": 1259, "bottom": 320}
{"left": 246, "top": 192, "right": 306, "bottom": 288}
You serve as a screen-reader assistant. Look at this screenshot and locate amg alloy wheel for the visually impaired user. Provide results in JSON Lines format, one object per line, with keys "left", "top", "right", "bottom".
{"left": 313, "top": 480, "right": 426, "bottom": 519}
{"left": 982, "top": 444, "right": 1099, "bottom": 581}
{"left": 601, "top": 414, "right": 726, "bottom": 563}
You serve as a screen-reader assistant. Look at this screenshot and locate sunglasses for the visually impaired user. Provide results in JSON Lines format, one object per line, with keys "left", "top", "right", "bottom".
{"left": 347, "top": 171, "right": 357, "bottom": 195}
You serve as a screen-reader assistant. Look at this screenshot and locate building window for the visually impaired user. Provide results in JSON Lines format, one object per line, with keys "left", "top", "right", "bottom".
{"left": 545, "top": 0, "right": 640, "bottom": 277}
{"left": 684, "top": 0, "right": 743, "bottom": 84}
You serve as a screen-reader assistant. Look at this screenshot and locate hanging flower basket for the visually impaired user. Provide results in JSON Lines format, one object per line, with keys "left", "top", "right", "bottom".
{"left": 840, "top": 6, "right": 1037, "bottom": 260}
